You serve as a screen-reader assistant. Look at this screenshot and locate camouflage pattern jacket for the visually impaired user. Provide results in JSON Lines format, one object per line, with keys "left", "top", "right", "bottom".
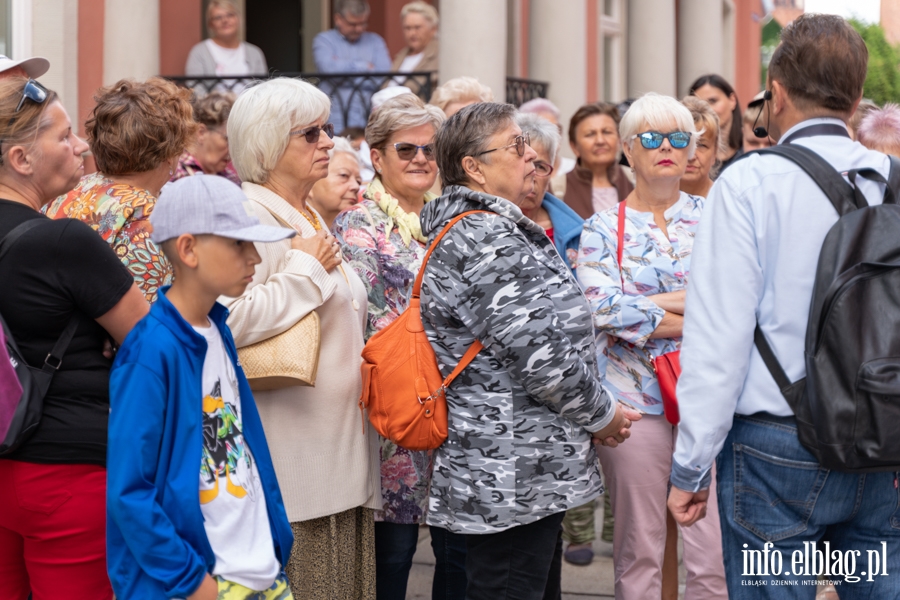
{"left": 419, "top": 185, "right": 614, "bottom": 534}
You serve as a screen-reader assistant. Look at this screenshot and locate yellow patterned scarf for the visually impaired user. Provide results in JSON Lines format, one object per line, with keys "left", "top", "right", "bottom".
{"left": 364, "top": 177, "right": 436, "bottom": 246}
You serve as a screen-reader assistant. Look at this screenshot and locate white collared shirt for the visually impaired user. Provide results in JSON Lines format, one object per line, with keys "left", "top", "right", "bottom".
{"left": 671, "top": 118, "right": 891, "bottom": 491}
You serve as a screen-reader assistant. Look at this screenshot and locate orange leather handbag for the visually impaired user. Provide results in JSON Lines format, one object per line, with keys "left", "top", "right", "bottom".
{"left": 358, "top": 211, "right": 486, "bottom": 451}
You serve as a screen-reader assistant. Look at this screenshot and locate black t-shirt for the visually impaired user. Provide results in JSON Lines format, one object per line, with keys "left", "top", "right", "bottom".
{"left": 0, "top": 199, "right": 133, "bottom": 466}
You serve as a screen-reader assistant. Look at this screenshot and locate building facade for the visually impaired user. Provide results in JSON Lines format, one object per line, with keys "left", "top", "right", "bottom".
{"left": 8, "top": 0, "right": 763, "bottom": 155}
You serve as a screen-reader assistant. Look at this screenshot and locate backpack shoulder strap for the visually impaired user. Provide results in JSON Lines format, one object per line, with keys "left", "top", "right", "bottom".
{"left": 885, "top": 155, "right": 900, "bottom": 205}
{"left": 412, "top": 210, "right": 492, "bottom": 298}
{"left": 0, "top": 219, "right": 47, "bottom": 263}
{"left": 754, "top": 145, "right": 861, "bottom": 216}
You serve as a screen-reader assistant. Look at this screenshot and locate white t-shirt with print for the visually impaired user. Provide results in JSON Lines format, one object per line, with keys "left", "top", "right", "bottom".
{"left": 205, "top": 38, "right": 250, "bottom": 76}
{"left": 194, "top": 320, "right": 280, "bottom": 591}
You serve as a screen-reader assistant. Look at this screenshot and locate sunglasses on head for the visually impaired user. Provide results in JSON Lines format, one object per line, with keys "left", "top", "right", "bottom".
{"left": 289, "top": 123, "right": 335, "bottom": 143}
{"left": 0, "top": 79, "right": 51, "bottom": 164}
{"left": 633, "top": 131, "right": 691, "bottom": 150}
{"left": 474, "top": 133, "right": 531, "bottom": 158}
{"left": 391, "top": 142, "right": 435, "bottom": 161}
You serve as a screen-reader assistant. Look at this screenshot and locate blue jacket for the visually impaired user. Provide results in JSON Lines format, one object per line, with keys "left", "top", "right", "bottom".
{"left": 107, "top": 289, "right": 293, "bottom": 599}
{"left": 542, "top": 191, "right": 585, "bottom": 272}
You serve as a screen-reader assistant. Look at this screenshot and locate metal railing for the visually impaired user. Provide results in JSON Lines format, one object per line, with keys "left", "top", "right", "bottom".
{"left": 164, "top": 72, "right": 549, "bottom": 128}
{"left": 506, "top": 77, "right": 550, "bottom": 107}
{"left": 165, "top": 71, "right": 434, "bottom": 132}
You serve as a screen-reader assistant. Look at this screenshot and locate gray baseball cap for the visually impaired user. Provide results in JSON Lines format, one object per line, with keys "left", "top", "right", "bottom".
{"left": 150, "top": 175, "right": 296, "bottom": 243}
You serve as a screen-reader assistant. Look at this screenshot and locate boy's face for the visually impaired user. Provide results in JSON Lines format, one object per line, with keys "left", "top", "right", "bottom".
{"left": 193, "top": 235, "right": 262, "bottom": 298}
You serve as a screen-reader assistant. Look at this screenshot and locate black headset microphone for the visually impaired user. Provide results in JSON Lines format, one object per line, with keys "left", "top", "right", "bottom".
{"left": 752, "top": 90, "right": 773, "bottom": 138}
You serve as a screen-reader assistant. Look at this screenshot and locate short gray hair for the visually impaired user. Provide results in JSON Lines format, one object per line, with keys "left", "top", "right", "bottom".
{"left": 518, "top": 98, "right": 560, "bottom": 121}
{"left": 330, "top": 136, "right": 362, "bottom": 167}
{"left": 401, "top": 1, "right": 439, "bottom": 26}
{"left": 429, "top": 77, "right": 494, "bottom": 113}
{"left": 516, "top": 112, "right": 560, "bottom": 163}
{"left": 335, "top": 0, "right": 369, "bottom": 17}
{"left": 228, "top": 78, "right": 331, "bottom": 184}
{"left": 366, "top": 93, "right": 445, "bottom": 151}
{"left": 619, "top": 92, "right": 698, "bottom": 158}
{"left": 436, "top": 102, "right": 517, "bottom": 187}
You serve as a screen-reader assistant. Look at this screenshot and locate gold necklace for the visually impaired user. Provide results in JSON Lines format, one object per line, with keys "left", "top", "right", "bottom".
{"left": 298, "top": 206, "right": 322, "bottom": 231}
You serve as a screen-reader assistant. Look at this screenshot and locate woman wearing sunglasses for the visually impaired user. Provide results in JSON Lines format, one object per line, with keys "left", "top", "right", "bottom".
{"left": 576, "top": 93, "right": 727, "bottom": 599}
{"left": 0, "top": 77, "right": 149, "bottom": 599}
{"left": 416, "top": 102, "right": 638, "bottom": 600}
{"left": 332, "top": 94, "right": 466, "bottom": 600}
{"left": 223, "top": 78, "right": 380, "bottom": 599}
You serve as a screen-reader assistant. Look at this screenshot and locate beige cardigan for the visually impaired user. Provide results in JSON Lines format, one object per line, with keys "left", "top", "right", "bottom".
{"left": 222, "top": 182, "right": 381, "bottom": 522}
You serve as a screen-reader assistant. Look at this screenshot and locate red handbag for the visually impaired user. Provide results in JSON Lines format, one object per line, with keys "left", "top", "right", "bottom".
{"left": 615, "top": 202, "right": 680, "bottom": 425}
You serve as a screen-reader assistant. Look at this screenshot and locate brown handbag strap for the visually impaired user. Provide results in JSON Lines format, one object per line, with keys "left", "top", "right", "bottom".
{"left": 412, "top": 209, "right": 490, "bottom": 389}
{"left": 412, "top": 210, "right": 491, "bottom": 298}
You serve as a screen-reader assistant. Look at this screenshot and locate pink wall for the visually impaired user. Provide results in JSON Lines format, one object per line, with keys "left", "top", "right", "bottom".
{"left": 734, "top": 0, "right": 764, "bottom": 109}
{"left": 76, "top": 0, "right": 104, "bottom": 138}
{"left": 160, "top": 0, "right": 202, "bottom": 76}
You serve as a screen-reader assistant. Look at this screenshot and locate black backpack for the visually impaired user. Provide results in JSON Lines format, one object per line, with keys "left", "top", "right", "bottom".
{"left": 751, "top": 144, "right": 900, "bottom": 472}
{"left": 0, "top": 219, "right": 77, "bottom": 455}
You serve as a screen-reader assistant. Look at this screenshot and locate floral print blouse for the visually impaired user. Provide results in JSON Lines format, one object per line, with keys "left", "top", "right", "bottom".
{"left": 575, "top": 192, "right": 704, "bottom": 415}
{"left": 333, "top": 197, "right": 432, "bottom": 524}
{"left": 44, "top": 172, "right": 172, "bottom": 304}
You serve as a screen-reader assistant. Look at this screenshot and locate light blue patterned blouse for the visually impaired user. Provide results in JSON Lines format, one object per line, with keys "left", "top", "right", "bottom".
{"left": 575, "top": 192, "right": 704, "bottom": 415}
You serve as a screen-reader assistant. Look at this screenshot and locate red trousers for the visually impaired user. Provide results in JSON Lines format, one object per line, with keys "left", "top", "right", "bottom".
{"left": 0, "top": 460, "right": 112, "bottom": 600}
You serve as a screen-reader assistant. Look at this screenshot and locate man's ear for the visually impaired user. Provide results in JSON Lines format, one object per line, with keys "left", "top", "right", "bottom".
{"left": 770, "top": 80, "right": 789, "bottom": 115}
{"left": 461, "top": 156, "right": 486, "bottom": 186}
{"left": 174, "top": 233, "right": 201, "bottom": 269}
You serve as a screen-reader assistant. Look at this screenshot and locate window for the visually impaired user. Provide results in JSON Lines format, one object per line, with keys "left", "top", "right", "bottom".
{"left": 0, "top": 0, "right": 10, "bottom": 56}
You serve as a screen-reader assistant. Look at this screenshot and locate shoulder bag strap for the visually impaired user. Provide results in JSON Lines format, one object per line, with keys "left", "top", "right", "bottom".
{"left": 0, "top": 219, "right": 47, "bottom": 263}
{"left": 616, "top": 200, "right": 626, "bottom": 289}
{"left": 0, "top": 219, "right": 79, "bottom": 373}
{"left": 413, "top": 210, "right": 491, "bottom": 387}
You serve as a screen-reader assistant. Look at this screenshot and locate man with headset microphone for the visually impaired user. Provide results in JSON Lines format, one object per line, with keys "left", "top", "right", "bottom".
{"left": 666, "top": 13, "right": 898, "bottom": 598}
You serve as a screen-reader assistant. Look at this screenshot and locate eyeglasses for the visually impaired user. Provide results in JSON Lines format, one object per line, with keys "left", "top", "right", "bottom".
{"left": 0, "top": 79, "right": 50, "bottom": 164}
{"left": 210, "top": 12, "right": 237, "bottom": 23}
{"left": 534, "top": 160, "right": 554, "bottom": 177}
{"left": 632, "top": 131, "right": 691, "bottom": 150}
{"left": 390, "top": 142, "right": 435, "bottom": 161}
{"left": 289, "top": 123, "right": 335, "bottom": 143}
{"left": 474, "top": 134, "right": 531, "bottom": 158}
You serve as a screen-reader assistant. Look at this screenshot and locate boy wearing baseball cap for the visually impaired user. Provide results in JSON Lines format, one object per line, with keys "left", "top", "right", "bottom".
{"left": 107, "top": 176, "right": 296, "bottom": 600}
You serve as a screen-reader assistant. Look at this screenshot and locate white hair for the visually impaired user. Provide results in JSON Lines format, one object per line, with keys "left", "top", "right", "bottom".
{"left": 228, "top": 78, "right": 331, "bottom": 184}
{"left": 429, "top": 77, "right": 494, "bottom": 113}
{"left": 401, "top": 1, "right": 439, "bottom": 26}
{"left": 516, "top": 112, "right": 560, "bottom": 163}
{"left": 329, "top": 136, "right": 362, "bottom": 167}
{"left": 518, "top": 98, "right": 561, "bottom": 121}
{"left": 619, "top": 92, "right": 698, "bottom": 158}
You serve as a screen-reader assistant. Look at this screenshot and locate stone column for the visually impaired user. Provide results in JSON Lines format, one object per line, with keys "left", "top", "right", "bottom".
{"left": 627, "top": 0, "right": 676, "bottom": 98}
{"left": 32, "top": 0, "right": 78, "bottom": 123}
{"left": 103, "top": 0, "right": 160, "bottom": 84}
{"left": 438, "top": 0, "right": 507, "bottom": 101}
{"left": 678, "top": 0, "right": 724, "bottom": 96}
{"left": 528, "top": 0, "right": 587, "bottom": 157}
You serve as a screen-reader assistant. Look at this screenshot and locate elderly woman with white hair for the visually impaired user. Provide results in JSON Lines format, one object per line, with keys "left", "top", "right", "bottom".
{"left": 223, "top": 78, "right": 380, "bottom": 599}
{"left": 428, "top": 76, "right": 493, "bottom": 117}
{"left": 389, "top": 1, "right": 439, "bottom": 94}
{"left": 307, "top": 136, "right": 362, "bottom": 230}
{"left": 576, "top": 93, "right": 727, "bottom": 599}
{"left": 332, "top": 94, "right": 469, "bottom": 600}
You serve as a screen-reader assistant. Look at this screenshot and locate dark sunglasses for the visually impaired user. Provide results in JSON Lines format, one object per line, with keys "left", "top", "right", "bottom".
{"left": 475, "top": 134, "right": 531, "bottom": 158}
{"left": 390, "top": 142, "right": 435, "bottom": 161}
{"left": 633, "top": 131, "right": 691, "bottom": 150}
{"left": 534, "top": 160, "right": 554, "bottom": 178}
{"left": 0, "top": 79, "right": 51, "bottom": 164}
{"left": 289, "top": 123, "right": 335, "bottom": 143}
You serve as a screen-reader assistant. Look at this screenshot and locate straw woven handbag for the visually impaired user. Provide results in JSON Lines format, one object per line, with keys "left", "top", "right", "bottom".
{"left": 237, "top": 206, "right": 321, "bottom": 391}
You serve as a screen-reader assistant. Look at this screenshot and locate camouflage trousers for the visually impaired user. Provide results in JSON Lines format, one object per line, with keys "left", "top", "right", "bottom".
{"left": 562, "top": 495, "right": 614, "bottom": 544}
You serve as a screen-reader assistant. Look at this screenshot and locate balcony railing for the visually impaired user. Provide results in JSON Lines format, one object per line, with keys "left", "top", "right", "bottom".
{"left": 506, "top": 77, "right": 550, "bottom": 107}
{"left": 164, "top": 72, "right": 549, "bottom": 130}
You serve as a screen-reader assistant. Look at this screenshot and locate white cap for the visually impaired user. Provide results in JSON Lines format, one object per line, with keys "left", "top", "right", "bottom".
{"left": 0, "top": 55, "right": 50, "bottom": 79}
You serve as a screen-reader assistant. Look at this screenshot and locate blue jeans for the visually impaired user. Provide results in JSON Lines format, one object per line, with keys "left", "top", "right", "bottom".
{"left": 716, "top": 413, "right": 900, "bottom": 599}
{"left": 374, "top": 522, "right": 467, "bottom": 600}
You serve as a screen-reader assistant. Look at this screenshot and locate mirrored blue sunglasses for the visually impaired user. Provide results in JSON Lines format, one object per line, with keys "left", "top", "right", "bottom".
{"left": 634, "top": 131, "right": 691, "bottom": 150}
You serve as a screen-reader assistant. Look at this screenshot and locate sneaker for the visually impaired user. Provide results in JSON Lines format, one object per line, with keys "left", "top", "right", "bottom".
{"left": 563, "top": 543, "right": 594, "bottom": 566}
